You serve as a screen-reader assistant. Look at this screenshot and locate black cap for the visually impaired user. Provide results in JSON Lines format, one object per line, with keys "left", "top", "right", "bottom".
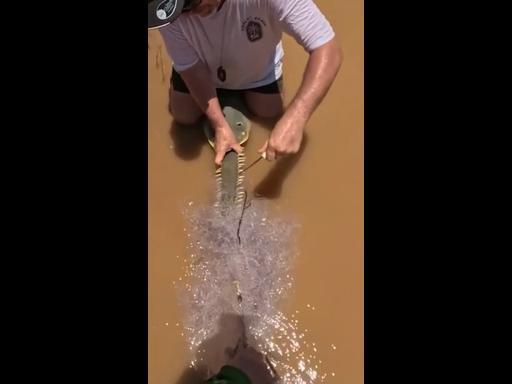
{"left": 148, "top": 0, "right": 186, "bottom": 29}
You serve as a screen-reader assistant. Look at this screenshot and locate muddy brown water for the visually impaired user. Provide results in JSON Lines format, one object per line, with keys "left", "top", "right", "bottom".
{"left": 148, "top": 1, "right": 363, "bottom": 383}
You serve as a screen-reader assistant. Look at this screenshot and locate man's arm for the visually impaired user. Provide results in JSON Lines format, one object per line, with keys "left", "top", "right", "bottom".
{"left": 260, "top": 38, "right": 343, "bottom": 160}
{"left": 180, "top": 62, "right": 243, "bottom": 165}
{"left": 160, "top": 21, "right": 241, "bottom": 166}
{"left": 287, "top": 39, "right": 343, "bottom": 127}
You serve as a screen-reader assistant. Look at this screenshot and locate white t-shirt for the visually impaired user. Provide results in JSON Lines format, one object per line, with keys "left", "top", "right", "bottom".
{"left": 160, "top": 0, "right": 335, "bottom": 90}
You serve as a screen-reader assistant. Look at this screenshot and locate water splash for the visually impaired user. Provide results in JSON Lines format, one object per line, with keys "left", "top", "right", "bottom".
{"left": 174, "top": 199, "right": 334, "bottom": 382}
{"left": 179, "top": 199, "right": 297, "bottom": 344}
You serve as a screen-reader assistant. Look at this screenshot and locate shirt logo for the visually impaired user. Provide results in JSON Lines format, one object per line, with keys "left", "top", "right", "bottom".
{"left": 241, "top": 16, "right": 266, "bottom": 42}
{"left": 246, "top": 21, "right": 262, "bottom": 41}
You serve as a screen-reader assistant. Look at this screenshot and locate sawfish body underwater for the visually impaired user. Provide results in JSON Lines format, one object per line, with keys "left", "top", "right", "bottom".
{"left": 180, "top": 92, "right": 300, "bottom": 383}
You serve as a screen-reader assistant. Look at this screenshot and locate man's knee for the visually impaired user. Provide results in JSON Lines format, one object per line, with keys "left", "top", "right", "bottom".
{"left": 254, "top": 104, "right": 283, "bottom": 119}
{"left": 244, "top": 92, "right": 284, "bottom": 119}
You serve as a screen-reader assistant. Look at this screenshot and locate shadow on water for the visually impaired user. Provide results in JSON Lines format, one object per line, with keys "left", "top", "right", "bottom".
{"left": 249, "top": 114, "right": 308, "bottom": 200}
{"left": 174, "top": 367, "right": 206, "bottom": 384}
{"left": 174, "top": 313, "right": 278, "bottom": 384}
{"left": 169, "top": 119, "right": 208, "bottom": 161}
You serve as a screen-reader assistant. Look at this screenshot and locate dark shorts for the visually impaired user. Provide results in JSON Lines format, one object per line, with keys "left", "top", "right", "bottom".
{"left": 171, "top": 67, "right": 283, "bottom": 95}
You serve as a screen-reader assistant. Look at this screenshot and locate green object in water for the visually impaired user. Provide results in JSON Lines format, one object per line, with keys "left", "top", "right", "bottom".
{"left": 206, "top": 365, "right": 252, "bottom": 384}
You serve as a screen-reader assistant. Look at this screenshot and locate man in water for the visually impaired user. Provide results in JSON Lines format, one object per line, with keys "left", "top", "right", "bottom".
{"left": 148, "top": 0, "right": 342, "bottom": 166}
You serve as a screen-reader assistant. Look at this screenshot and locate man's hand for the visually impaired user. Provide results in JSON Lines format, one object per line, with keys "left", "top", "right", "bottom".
{"left": 258, "top": 114, "right": 306, "bottom": 161}
{"left": 179, "top": 61, "right": 243, "bottom": 166}
{"left": 214, "top": 124, "right": 243, "bottom": 166}
{"left": 259, "top": 39, "right": 342, "bottom": 161}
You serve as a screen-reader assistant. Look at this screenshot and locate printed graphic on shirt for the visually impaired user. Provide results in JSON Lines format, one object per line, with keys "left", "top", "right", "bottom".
{"left": 241, "top": 16, "right": 267, "bottom": 42}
